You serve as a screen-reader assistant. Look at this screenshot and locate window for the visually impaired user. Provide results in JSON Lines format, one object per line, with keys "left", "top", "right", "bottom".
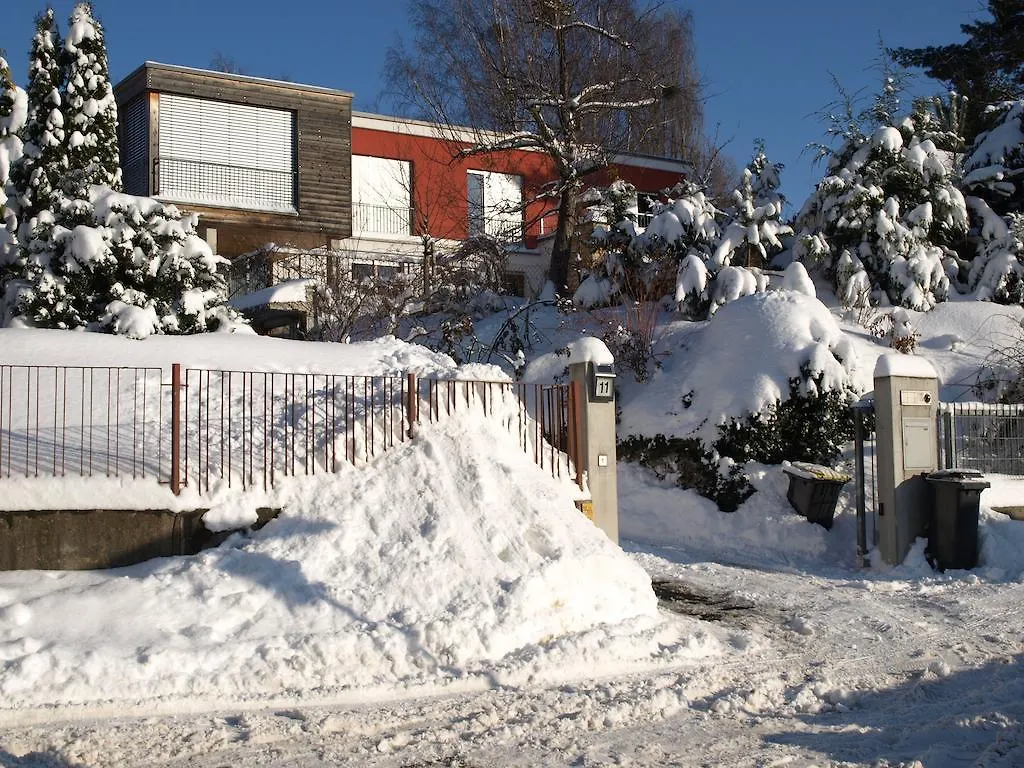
{"left": 352, "top": 155, "right": 413, "bottom": 236}
{"left": 351, "top": 261, "right": 403, "bottom": 283}
{"left": 467, "top": 170, "right": 522, "bottom": 241}
{"left": 156, "top": 93, "right": 296, "bottom": 212}
{"left": 503, "top": 271, "right": 526, "bottom": 297}
{"left": 121, "top": 96, "right": 148, "bottom": 196}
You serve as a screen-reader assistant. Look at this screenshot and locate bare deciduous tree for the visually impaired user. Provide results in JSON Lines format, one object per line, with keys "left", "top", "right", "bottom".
{"left": 385, "top": 0, "right": 702, "bottom": 295}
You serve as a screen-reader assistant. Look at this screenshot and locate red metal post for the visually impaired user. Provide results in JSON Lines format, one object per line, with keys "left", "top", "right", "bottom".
{"left": 170, "top": 363, "right": 182, "bottom": 496}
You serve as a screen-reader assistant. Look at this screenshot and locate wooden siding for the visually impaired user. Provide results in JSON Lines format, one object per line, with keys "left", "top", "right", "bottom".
{"left": 114, "top": 63, "right": 352, "bottom": 257}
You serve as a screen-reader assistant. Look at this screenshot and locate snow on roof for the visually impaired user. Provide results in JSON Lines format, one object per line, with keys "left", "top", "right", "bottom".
{"left": 230, "top": 279, "right": 316, "bottom": 310}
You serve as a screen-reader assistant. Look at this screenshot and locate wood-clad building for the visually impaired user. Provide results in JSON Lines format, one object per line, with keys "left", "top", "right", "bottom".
{"left": 113, "top": 62, "right": 353, "bottom": 260}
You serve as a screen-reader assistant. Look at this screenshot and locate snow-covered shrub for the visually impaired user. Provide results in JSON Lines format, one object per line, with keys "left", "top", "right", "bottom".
{"left": 796, "top": 111, "right": 969, "bottom": 310}
{"left": 617, "top": 290, "right": 861, "bottom": 511}
{"left": 9, "top": 186, "right": 242, "bottom": 336}
{"left": 713, "top": 363, "right": 857, "bottom": 466}
{"left": 888, "top": 308, "right": 919, "bottom": 353}
{"left": 618, "top": 433, "right": 754, "bottom": 513}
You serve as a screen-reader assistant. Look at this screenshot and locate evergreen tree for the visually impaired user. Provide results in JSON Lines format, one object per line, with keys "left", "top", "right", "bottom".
{"left": 891, "top": 0, "right": 1024, "bottom": 143}
{"left": 712, "top": 144, "right": 792, "bottom": 270}
{"left": 14, "top": 189, "right": 240, "bottom": 336}
{"left": 795, "top": 108, "right": 969, "bottom": 311}
{"left": 62, "top": 3, "right": 121, "bottom": 194}
{"left": 0, "top": 53, "right": 27, "bottom": 225}
{"left": 7, "top": 9, "right": 67, "bottom": 234}
{"left": 1, "top": 54, "right": 27, "bottom": 322}
{"left": 962, "top": 99, "right": 1024, "bottom": 216}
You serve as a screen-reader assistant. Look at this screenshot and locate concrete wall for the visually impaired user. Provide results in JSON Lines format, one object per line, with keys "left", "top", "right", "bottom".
{"left": 0, "top": 508, "right": 280, "bottom": 571}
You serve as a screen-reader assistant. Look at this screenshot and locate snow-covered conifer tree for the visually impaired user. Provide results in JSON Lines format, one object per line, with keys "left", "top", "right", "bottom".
{"left": 712, "top": 145, "right": 792, "bottom": 269}
{"left": 962, "top": 99, "right": 1024, "bottom": 217}
{"left": 795, "top": 110, "right": 969, "bottom": 310}
{"left": 1, "top": 55, "right": 28, "bottom": 300}
{"left": 13, "top": 188, "right": 242, "bottom": 337}
{"left": 61, "top": 3, "right": 121, "bottom": 194}
{"left": 7, "top": 10, "right": 67, "bottom": 234}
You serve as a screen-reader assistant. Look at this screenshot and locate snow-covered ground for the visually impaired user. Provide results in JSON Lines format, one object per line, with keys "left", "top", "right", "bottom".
{"left": 1, "top": 291, "right": 1023, "bottom": 767}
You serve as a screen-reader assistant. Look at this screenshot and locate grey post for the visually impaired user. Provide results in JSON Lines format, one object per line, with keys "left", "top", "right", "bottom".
{"left": 568, "top": 361, "right": 619, "bottom": 543}
{"left": 873, "top": 354, "right": 939, "bottom": 565}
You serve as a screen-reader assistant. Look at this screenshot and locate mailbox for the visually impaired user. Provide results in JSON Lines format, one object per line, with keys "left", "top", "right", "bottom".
{"left": 591, "top": 363, "right": 616, "bottom": 402}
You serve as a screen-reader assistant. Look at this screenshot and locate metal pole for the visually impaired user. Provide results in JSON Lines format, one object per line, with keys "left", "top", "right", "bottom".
{"left": 855, "top": 406, "right": 867, "bottom": 567}
{"left": 170, "top": 363, "right": 182, "bottom": 496}
{"left": 406, "top": 372, "right": 417, "bottom": 439}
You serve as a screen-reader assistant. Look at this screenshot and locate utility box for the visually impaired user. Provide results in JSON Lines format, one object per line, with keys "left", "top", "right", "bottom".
{"left": 926, "top": 469, "right": 989, "bottom": 571}
{"left": 873, "top": 354, "right": 940, "bottom": 565}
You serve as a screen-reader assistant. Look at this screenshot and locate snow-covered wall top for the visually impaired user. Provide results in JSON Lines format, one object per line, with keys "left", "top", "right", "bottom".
{"left": 873, "top": 353, "right": 938, "bottom": 381}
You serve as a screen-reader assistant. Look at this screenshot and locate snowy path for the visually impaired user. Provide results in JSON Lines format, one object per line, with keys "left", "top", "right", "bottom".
{"left": 4, "top": 551, "right": 1022, "bottom": 767}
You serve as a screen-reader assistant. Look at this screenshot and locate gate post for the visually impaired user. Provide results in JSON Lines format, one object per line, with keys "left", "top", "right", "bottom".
{"left": 568, "top": 340, "right": 619, "bottom": 544}
{"left": 874, "top": 354, "right": 939, "bottom": 565}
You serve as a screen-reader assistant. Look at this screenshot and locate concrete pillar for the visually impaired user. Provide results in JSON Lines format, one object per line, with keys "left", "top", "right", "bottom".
{"left": 569, "top": 360, "right": 619, "bottom": 543}
{"left": 873, "top": 354, "right": 939, "bottom": 565}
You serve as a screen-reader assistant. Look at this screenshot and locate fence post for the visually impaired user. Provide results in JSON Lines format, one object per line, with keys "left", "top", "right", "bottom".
{"left": 406, "top": 372, "right": 417, "bottom": 439}
{"left": 170, "top": 363, "right": 182, "bottom": 496}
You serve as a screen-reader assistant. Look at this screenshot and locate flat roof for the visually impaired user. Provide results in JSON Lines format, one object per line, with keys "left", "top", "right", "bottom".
{"left": 117, "top": 61, "right": 354, "bottom": 99}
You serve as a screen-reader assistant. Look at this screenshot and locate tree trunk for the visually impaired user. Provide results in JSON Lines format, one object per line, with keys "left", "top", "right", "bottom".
{"left": 548, "top": 183, "right": 580, "bottom": 296}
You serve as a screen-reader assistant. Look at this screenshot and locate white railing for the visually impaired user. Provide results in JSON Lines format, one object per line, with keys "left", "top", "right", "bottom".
{"left": 353, "top": 203, "right": 414, "bottom": 236}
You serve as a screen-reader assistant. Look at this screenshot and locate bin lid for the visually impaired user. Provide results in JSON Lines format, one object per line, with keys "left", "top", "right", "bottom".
{"left": 927, "top": 468, "right": 983, "bottom": 480}
{"left": 926, "top": 468, "right": 991, "bottom": 489}
{"left": 783, "top": 461, "right": 851, "bottom": 483}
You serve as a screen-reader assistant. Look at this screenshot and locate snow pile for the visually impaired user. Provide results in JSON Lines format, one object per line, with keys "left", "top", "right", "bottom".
{"left": 618, "top": 290, "right": 860, "bottom": 444}
{"left": 0, "top": 411, "right": 703, "bottom": 709}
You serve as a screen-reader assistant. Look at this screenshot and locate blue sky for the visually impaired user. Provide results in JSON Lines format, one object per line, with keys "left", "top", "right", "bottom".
{"left": 2, "top": 0, "right": 977, "bottom": 209}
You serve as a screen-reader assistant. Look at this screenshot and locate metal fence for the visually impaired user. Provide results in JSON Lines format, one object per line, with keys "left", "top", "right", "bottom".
{"left": 0, "top": 365, "right": 169, "bottom": 483}
{"left": 0, "top": 364, "right": 582, "bottom": 496}
{"left": 938, "top": 402, "right": 1024, "bottom": 476}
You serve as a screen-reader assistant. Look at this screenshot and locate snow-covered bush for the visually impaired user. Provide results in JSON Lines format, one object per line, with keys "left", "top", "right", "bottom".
{"left": 8, "top": 187, "right": 242, "bottom": 337}
{"left": 967, "top": 200, "right": 1024, "bottom": 303}
{"left": 796, "top": 111, "right": 969, "bottom": 310}
{"left": 580, "top": 181, "right": 769, "bottom": 321}
{"left": 617, "top": 290, "right": 861, "bottom": 511}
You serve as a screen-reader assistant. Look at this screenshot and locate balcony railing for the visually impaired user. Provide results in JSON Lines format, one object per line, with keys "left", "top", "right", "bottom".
{"left": 353, "top": 202, "right": 414, "bottom": 236}
{"left": 154, "top": 156, "right": 297, "bottom": 212}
